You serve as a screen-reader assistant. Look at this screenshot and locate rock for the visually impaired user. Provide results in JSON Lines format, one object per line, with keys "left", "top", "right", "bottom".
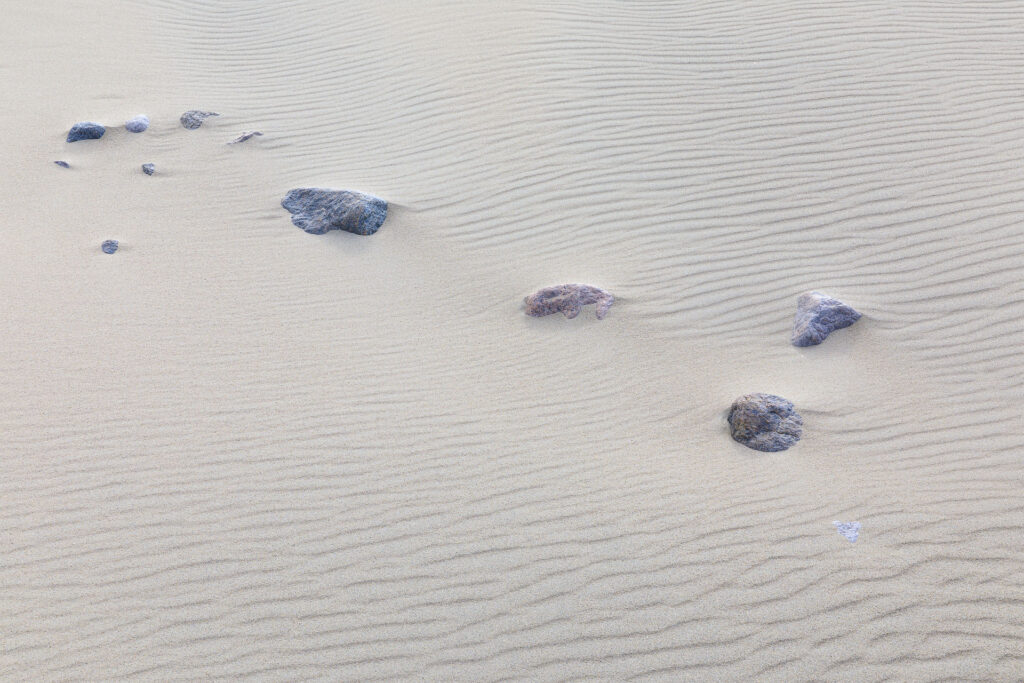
{"left": 142, "top": 163, "right": 155, "bottom": 175}
{"left": 67, "top": 122, "right": 105, "bottom": 142}
{"left": 180, "top": 110, "right": 219, "bottom": 129}
{"left": 281, "top": 188, "right": 388, "bottom": 236}
{"left": 54, "top": 160, "right": 70, "bottom": 168}
{"left": 727, "top": 393, "right": 802, "bottom": 452}
{"left": 125, "top": 114, "right": 150, "bottom": 133}
{"left": 791, "top": 291, "right": 861, "bottom": 347}
{"left": 524, "top": 284, "right": 615, "bottom": 320}
{"left": 101, "top": 240, "right": 119, "bottom": 254}
{"left": 227, "top": 131, "right": 262, "bottom": 144}
{"left": 833, "top": 521, "right": 860, "bottom": 543}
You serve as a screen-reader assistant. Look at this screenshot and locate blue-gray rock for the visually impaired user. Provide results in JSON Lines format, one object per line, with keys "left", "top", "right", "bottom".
{"left": 791, "top": 291, "right": 861, "bottom": 347}
{"left": 101, "top": 240, "right": 119, "bottom": 254}
{"left": 728, "top": 393, "right": 802, "bottom": 452}
{"left": 67, "top": 122, "right": 105, "bottom": 142}
{"left": 281, "top": 188, "right": 388, "bottom": 236}
{"left": 142, "top": 163, "right": 155, "bottom": 175}
{"left": 54, "top": 160, "right": 70, "bottom": 168}
{"left": 833, "top": 521, "right": 860, "bottom": 543}
{"left": 125, "top": 114, "right": 150, "bottom": 133}
{"left": 180, "top": 110, "right": 219, "bottom": 130}
{"left": 227, "top": 130, "right": 262, "bottom": 144}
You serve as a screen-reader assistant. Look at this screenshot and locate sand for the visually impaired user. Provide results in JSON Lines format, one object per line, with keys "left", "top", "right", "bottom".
{"left": 2, "top": 0, "right": 1023, "bottom": 680}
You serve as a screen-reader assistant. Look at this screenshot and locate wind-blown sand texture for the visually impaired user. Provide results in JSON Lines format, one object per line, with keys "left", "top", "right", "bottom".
{"left": 2, "top": 1, "right": 1023, "bottom": 680}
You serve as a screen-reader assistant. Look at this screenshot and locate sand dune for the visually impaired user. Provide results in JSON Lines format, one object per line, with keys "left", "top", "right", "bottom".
{"left": 1, "top": 0, "right": 1023, "bottom": 680}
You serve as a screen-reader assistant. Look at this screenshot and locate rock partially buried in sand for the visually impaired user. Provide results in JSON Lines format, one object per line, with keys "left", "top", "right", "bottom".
{"left": 792, "top": 291, "right": 861, "bottom": 347}
{"left": 227, "top": 131, "right": 262, "bottom": 144}
{"left": 833, "top": 521, "right": 860, "bottom": 543}
{"left": 125, "top": 114, "right": 149, "bottom": 133}
{"left": 728, "top": 393, "right": 802, "bottom": 452}
{"left": 524, "top": 284, "right": 615, "bottom": 320}
{"left": 67, "top": 122, "right": 105, "bottom": 142}
{"left": 54, "top": 160, "right": 70, "bottom": 168}
{"left": 142, "top": 163, "right": 155, "bottom": 175}
{"left": 101, "top": 240, "right": 119, "bottom": 254}
{"left": 180, "top": 110, "right": 219, "bottom": 130}
{"left": 281, "top": 188, "right": 388, "bottom": 236}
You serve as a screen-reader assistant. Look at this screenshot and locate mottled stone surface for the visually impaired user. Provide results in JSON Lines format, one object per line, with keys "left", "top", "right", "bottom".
{"left": 180, "top": 110, "right": 219, "bottom": 130}
{"left": 101, "top": 240, "right": 119, "bottom": 254}
{"left": 791, "top": 291, "right": 861, "bottom": 347}
{"left": 125, "top": 114, "right": 149, "bottom": 133}
{"left": 228, "top": 131, "right": 262, "bottom": 144}
{"left": 833, "top": 521, "right": 860, "bottom": 543}
{"left": 728, "top": 393, "right": 802, "bottom": 452}
{"left": 142, "top": 163, "right": 155, "bottom": 175}
{"left": 54, "top": 160, "right": 70, "bottom": 168}
{"left": 281, "top": 188, "right": 388, "bottom": 236}
{"left": 524, "top": 284, "right": 614, "bottom": 320}
{"left": 67, "top": 122, "right": 105, "bottom": 142}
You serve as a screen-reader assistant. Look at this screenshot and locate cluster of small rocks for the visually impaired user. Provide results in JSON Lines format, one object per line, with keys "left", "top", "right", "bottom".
{"left": 62, "top": 109, "right": 271, "bottom": 253}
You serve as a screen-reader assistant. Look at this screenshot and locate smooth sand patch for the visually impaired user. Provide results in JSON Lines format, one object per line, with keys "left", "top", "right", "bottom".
{"left": 1, "top": 1, "right": 1022, "bottom": 680}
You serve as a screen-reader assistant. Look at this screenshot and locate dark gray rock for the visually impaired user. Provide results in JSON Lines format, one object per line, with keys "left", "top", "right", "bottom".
{"left": 524, "top": 284, "right": 615, "bottom": 320}
{"left": 54, "top": 160, "right": 70, "bottom": 168}
{"left": 142, "top": 163, "right": 155, "bottom": 175}
{"left": 67, "top": 122, "right": 105, "bottom": 142}
{"left": 281, "top": 188, "right": 388, "bottom": 236}
{"left": 180, "top": 110, "right": 219, "bottom": 129}
{"left": 228, "top": 131, "right": 262, "bottom": 144}
{"left": 791, "top": 291, "right": 861, "bottom": 347}
{"left": 728, "top": 393, "right": 802, "bottom": 452}
{"left": 125, "top": 114, "right": 150, "bottom": 133}
{"left": 101, "top": 240, "right": 119, "bottom": 254}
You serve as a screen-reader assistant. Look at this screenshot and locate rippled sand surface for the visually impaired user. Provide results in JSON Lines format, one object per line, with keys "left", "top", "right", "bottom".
{"left": 2, "top": 1, "right": 1023, "bottom": 679}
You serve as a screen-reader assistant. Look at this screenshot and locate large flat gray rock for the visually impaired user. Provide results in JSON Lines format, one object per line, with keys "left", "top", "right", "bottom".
{"left": 728, "top": 393, "right": 802, "bottom": 452}
{"left": 281, "top": 188, "right": 388, "bottom": 236}
{"left": 524, "top": 284, "right": 615, "bottom": 320}
{"left": 791, "top": 291, "right": 861, "bottom": 347}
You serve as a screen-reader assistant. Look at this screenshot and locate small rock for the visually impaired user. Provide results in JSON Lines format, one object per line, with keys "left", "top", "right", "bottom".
{"left": 54, "top": 160, "right": 70, "bottom": 168}
{"left": 227, "top": 131, "right": 262, "bottom": 144}
{"left": 101, "top": 240, "right": 119, "bottom": 254}
{"left": 524, "top": 284, "right": 615, "bottom": 320}
{"left": 142, "top": 163, "right": 155, "bottom": 175}
{"left": 727, "top": 393, "right": 802, "bottom": 452}
{"left": 67, "top": 122, "right": 105, "bottom": 142}
{"left": 833, "top": 521, "right": 860, "bottom": 543}
{"left": 125, "top": 114, "right": 150, "bottom": 133}
{"left": 792, "top": 291, "right": 861, "bottom": 347}
{"left": 180, "top": 110, "right": 219, "bottom": 129}
{"left": 281, "top": 188, "right": 388, "bottom": 236}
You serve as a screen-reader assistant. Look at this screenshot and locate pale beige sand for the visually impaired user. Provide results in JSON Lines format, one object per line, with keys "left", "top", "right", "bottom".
{"left": 2, "top": 0, "right": 1023, "bottom": 680}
